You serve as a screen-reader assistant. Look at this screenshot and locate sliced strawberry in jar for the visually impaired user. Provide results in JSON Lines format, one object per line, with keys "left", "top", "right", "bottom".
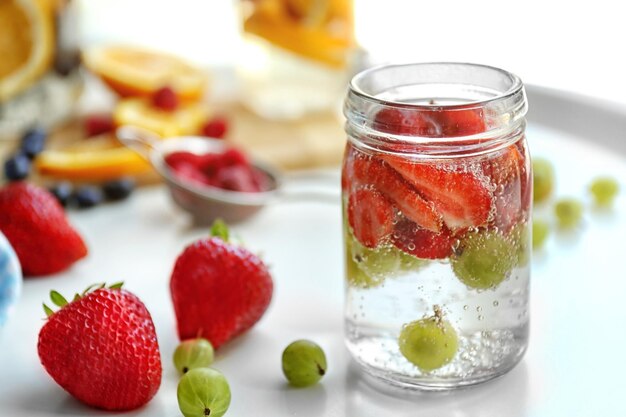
{"left": 382, "top": 156, "right": 492, "bottom": 229}
{"left": 516, "top": 138, "right": 532, "bottom": 210}
{"left": 374, "top": 107, "right": 485, "bottom": 137}
{"left": 374, "top": 108, "right": 439, "bottom": 136}
{"left": 351, "top": 153, "right": 441, "bottom": 232}
{"left": 482, "top": 143, "right": 529, "bottom": 233}
{"left": 348, "top": 188, "right": 394, "bottom": 248}
{"left": 341, "top": 143, "right": 356, "bottom": 192}
{"left": 444, "top": 108, "right": 486, "bottom": 136}
{"left": 391, "top": 216, "right": 455, "bottom": 260}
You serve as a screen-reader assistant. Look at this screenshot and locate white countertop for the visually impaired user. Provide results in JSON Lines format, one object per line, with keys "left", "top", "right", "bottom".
{"left": 1, "top": 87, "right": 626, "bottom": 416}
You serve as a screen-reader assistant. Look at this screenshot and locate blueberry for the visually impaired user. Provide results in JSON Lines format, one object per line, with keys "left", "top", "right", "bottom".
{"left": 74, "top": 186, "right": 104, "bottom": 208}
{"left": 4, "top": 154, "right": 31, "bottom": 181}
{"left": 48, "top": 182, "right": 73, "bottom": 207}
{"left": 102, "top": 178, "right": 135, "bottom": 201}
{"left": 20, "top": 128, "right": 47, "bottom": 159}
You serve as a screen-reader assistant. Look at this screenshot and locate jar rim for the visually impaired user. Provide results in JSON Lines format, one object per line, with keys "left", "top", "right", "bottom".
{"left": 349, "top": 62, "right": 524, "bottom": 110}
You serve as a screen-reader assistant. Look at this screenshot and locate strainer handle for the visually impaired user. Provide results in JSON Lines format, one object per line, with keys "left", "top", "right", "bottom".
{"left": 116, "top": 126, "right": 161, "bottom": 161}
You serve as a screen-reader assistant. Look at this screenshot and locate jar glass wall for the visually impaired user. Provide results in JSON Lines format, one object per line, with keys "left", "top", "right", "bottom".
{"left": 342, "top": 63, "right": 530, "bottom": 390}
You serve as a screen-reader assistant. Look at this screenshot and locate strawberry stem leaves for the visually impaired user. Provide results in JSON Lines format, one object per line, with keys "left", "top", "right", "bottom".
{"left": 50, "top": 291, "right": 68, "bottom": 307}
{"left": 43, "top": 303, "right": 54, "bottom": 317}
{"left": 81, "top": 283, "right": 106, "bottom": 296}
{"left": 43, "top": 282, "right": 125, "bottom": 318}
{"left": 210, "top": 219, "right": 229, "bottom": 242}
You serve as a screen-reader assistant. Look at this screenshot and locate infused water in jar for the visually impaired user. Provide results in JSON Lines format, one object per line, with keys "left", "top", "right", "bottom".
{"left": 342, "top": 63, "right": 530, "bottom": 389}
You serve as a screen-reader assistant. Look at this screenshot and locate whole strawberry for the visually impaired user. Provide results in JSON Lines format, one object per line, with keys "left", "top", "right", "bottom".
{"left": 0, "top": 182, "right": 87, "bottom": 276}
{"left": 38, "top": 284, "right": 162, "bottom": 411}
{"left": 170, "top": 220, "right": 273, "bottom": 349}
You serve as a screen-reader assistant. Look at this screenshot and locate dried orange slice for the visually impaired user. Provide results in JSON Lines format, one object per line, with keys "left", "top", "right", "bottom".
{"left": 0, "top": 0, "right": 55, "bottom": 102}
{"left": 35, "top": 134, "right": 151, "bottom": 181}
{"left": 113, "top": 97, "right": 209, "bottom": 138}
{"left": 83, "top": 45, "right": 208, "bottom": 100}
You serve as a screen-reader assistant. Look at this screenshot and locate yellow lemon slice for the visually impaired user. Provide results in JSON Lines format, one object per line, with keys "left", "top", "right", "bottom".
{"left": 113, "top": 97, "right": 209, "bottom": 138}
{"left": 0, "top": 0, "right": 54, "bottom": 102}
{"left": 35, "top": 135, "right": 151, "bottom": 181}
{"left": 83, "top": 45, "right": 209, "bottom": 100}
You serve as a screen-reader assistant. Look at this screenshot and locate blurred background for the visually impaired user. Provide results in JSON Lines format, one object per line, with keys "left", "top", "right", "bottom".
{"left": 75, "top": 0, "right": 626, "bottom": 102}
{"left": 1, "top": 0, "right": 625, "bottom": 180}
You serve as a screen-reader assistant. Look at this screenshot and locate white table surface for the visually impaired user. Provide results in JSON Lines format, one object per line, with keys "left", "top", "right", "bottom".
{"left": 1, "top": 87, "right": 626, "bottom": 416}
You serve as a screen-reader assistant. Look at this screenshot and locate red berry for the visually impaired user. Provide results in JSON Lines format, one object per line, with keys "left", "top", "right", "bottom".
{"left": 392, "top": 217, "right": 456, "bottom": 260}
{"left": 164, "top": 148, "right": 267, "bottom": 193}
{"left": 152, "top": 86, "right": 179, "bottom": 111}
{"left": 173, "top": 163, "right": 213, "bottom": 187}
{"left": 201, "top": 116, "right": 229, "bottom": 139}
{"left": 251, "top": 167, "right": 271, "bottom": 192}
{"left": 38, "top": 288, "right": 162, "bottom": 411}
{"left": 170, "top": 231, "right": 273, "bottom": 349}
{"left": 221, "top": 148, "right": 248, "bottom": 166}
{"left": 347, "top": 188, "right": 394, "bottom": 248}
{"left": 84, "top": 114, "right": 114, "bottom": 137}
{"left": 215, "top": 165, "right": 260, "bottom": 192}
{"left": 164, "top": 151, "right": 203, "bottom": 170}
{"left": 198, "top": 152, "right": 225, "bottom": 176}
{"left": 0, "top": 182, "right": 87, "bottom": 276}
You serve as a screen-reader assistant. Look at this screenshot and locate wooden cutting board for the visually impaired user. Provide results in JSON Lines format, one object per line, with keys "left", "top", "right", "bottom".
{"left": 228, "top": 103, "right": 346, "bottom": 170}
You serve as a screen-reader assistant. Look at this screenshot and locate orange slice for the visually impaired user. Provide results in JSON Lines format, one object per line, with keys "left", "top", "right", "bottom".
{"left": 243, "top": 0, "right": 354, "bottom": 68}
{"left": 0, "top": 0, "right": 55, "bottom": 102}
{"left": 284, "top": 0, "right": 330, "bottom": 25}
{"left": 83, "top": 45, "right": 208, "bottom": 100}
{"left": 35, "top": 134, "right": 151, "bottom": 181}
{"left": 113, "top": 97, "right": 209, "bottom": 138}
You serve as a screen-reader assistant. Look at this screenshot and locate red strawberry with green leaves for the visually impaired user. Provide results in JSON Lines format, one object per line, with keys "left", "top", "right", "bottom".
{"left": 170, "top": 221, "right": 273, "bottom": 349}
{"left": 382, "top": 156, "right": 492, "bottom": 230}
{"left": 391, "top": 216, "right": 456, "bottom": 260}
{"left": 37, "top": 283, "right": 162, "bottom": 411}
{"left": 0, "top": 182, "right": 87, "bottom": 276}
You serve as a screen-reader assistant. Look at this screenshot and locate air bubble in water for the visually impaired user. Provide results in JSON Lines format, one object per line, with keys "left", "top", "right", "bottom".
{"left": 493, "top": 300, "right": 499, "bottom": 307}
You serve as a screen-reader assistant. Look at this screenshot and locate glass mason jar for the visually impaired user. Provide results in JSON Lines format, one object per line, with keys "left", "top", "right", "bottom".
{"left": 342, "top": 63, "right": 530, "bottom": 390}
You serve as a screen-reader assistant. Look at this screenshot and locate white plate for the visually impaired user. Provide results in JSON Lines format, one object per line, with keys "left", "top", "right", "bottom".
{"left": 2, "top": 86, "right": 626, "bottom": 416}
